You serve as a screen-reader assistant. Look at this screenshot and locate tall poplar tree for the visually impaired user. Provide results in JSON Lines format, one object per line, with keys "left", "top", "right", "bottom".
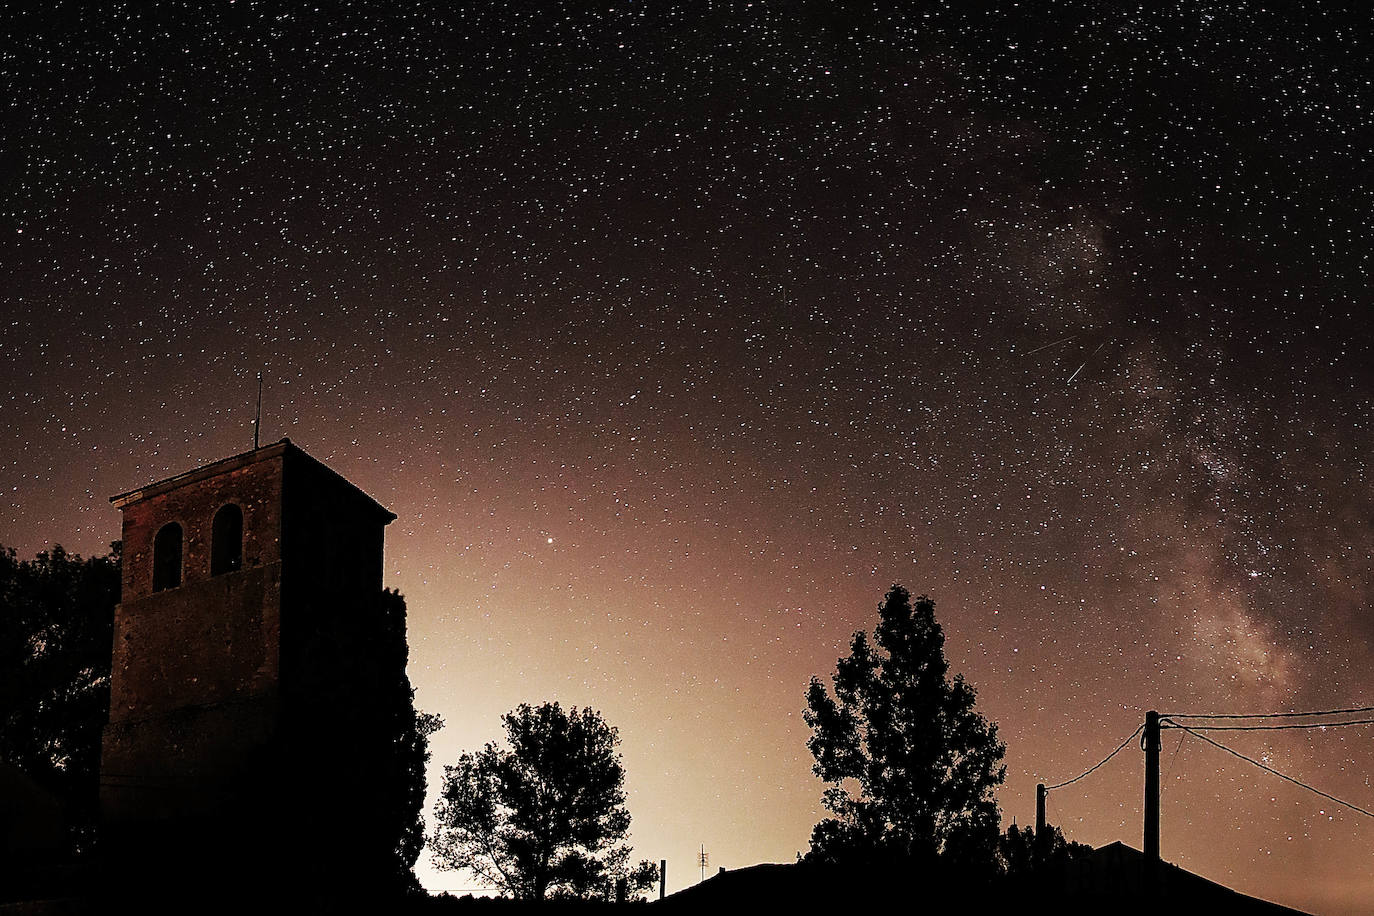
{"left": 803, "top": 586, "right": 1005, "bottom": 865}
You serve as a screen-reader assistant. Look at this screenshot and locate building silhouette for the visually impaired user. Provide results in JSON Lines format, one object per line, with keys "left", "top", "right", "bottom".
{"left": 656, "top": 852, "right": 1308, "bottom": 915}
{"left": 101, "top": 438, "right": 400, "bottom": 893}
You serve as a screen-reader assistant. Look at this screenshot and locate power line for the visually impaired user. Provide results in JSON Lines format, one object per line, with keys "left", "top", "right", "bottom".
{"left": 1173, "top": 724, "right": 1374, "bottom": 820}
{"left": 1165, "top": 717, "right": 1374, "bottom": 732}
{"left": 1162, "top": 704, "right": 1374, "bottom": 720}
{"left": 1044, "top": 723, "right": 1144, "bottom": 791}
{"left": 1162, "top": 728, "right": 1187, "bottom": 783}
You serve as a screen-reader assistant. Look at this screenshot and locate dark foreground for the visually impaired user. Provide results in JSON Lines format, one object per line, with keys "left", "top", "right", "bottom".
{"left": 2, "top": 844, "right": 1307, "bottom": 916}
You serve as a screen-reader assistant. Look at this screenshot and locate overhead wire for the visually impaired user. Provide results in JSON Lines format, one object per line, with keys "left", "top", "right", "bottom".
{"left": 1165, "top": 717, "right": 1374, "bottom": 732}
{"left": 1172, "top": 723, "right": 1374, "bottom": 820}
{"left": 1162, "top": 728, "right": 1187, "bottom": 783}
{"left": 1162, "top": 705, "right": 1374, "bottom": 720}
{"left": 1043, "top": 709, "right": 1374, "bottom": 825}
{"left": 1044, "top": 723, "right": 1144, "bottom": 791}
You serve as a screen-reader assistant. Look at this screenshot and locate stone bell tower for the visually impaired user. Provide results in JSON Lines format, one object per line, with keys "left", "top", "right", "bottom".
{"left": 100, "top": 438, "right": 395, "bottom": 881}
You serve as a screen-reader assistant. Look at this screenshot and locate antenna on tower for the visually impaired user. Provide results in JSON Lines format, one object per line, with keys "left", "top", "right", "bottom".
{"left": 253, "top": 371, "right": 263, "bottom": 450}
{"left": 697, "top": 844, "right": 709, "bottom": 884}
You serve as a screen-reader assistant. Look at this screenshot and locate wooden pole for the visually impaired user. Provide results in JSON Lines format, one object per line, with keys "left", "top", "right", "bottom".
{"left": 1036, "top": 783, "right": 1047, "bottom": 839}
{"left": 1144, "top": 710, "right": 1161, "bottom": 893}
{"left": 660, "top": 859, "right": 666, "bottom": 900}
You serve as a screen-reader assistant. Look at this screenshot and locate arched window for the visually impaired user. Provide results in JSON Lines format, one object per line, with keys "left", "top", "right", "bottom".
{"left": 211, "top": 504, "right": 243, "bottom": 575}
{"left": 152, "top": 523, "right": 183, "bottom": 592}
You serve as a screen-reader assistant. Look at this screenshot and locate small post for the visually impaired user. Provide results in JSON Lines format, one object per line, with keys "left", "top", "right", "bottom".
{"left": 1144, "top": 710, "right": 1161, "bottom": 893}
{"left": 659, "top": 859, "right": 666, "bottom": 900}
{"left": 1035, "top": 783, "right": 1047, "bottom": 839}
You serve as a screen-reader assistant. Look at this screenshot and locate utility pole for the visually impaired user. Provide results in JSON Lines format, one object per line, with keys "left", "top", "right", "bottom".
{"left": 1144, "top": 710, "right": 1161, "bottom": 893}
{"left": 1035, "top": 783, "right": 1047, "bottom": 839}
{"left": 659, "top": 859, "right": 666, "bottom": 900}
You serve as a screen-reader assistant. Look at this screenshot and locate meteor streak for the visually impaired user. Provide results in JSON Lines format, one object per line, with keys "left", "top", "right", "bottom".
{"left": 1067, "top": 338, "right": 1112, "bottom": 384}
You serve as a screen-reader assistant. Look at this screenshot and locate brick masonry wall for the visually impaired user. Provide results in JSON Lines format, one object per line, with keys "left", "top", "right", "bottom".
{"left": 117, "top": 452, "right": 284, "bottom": 603}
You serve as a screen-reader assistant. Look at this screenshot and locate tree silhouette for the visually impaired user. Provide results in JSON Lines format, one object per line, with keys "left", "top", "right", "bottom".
{"left": 803, "top": 585, "right": 1006, "bottom": 866}
{"left": 285, "top": 587, "right": 442, "bottom": 896}
{"left": 999, "top": 823, "right": 1093, "bottom": 877}
{"left": 0, "top": 543, "right": 119, "bottom": 857}
{"left": 431, "top": 701, "right": 657, "bottom": 901}
{"left": 366, "top": 589, "right": 445, "bottom": 894}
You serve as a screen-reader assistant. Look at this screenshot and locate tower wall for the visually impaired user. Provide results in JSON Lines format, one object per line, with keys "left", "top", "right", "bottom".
{"left": 103, "top": 449, "right": 287, "bottom": 826}
{"left": 100, "top": 440, "right": 395, "bottom": 877}
{"left": 115, "top": 448, "right": 284, "bottom": 604}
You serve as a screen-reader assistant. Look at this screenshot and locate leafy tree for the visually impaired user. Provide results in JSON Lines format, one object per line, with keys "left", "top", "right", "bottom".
{"left": 367, "top": 589, "right": 445, "bottom": 894}
{"left": 431, "top": 701, "right": 657, "bottom": 901}
{"left": 0, "top": 542, "right": 119, "bottom": 857}
{"left": 286, "top": 587, "right": 442, "bottom": 896}
{"left": 998, "top": 823, "right": 1093, "bottom": 877}
{"left": 803, "top": 585, "right": 1006, "bottom": 865}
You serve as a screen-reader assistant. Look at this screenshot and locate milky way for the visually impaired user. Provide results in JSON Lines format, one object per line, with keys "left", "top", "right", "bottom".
{"left": 2, "top": 4, "right": 1370, "bottom": 911}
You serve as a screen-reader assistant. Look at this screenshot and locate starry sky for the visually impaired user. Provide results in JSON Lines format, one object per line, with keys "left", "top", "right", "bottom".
{"left": 2, "top": 2, "right": 1371, "bottom": 911}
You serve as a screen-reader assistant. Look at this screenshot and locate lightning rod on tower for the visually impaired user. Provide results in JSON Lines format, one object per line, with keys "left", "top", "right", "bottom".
{"left": 253, "top": 371, "right": 263, "bottom": 449}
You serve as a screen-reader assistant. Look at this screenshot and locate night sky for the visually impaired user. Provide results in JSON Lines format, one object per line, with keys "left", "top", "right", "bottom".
{"left": 3, "top": 3, "right": 1371, "bottom": 911}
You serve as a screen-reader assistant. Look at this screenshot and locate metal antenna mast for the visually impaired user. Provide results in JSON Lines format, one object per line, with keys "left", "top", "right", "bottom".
{"left": 253, "top": 372, "right": 263, "bottom": 449}
{"left": 697, "top": 844, "right": 708, "bottom": 883}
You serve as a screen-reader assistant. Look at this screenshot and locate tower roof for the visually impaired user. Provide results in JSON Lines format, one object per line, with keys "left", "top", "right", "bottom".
{"left": 109, "top": 438, "right": 396, "bottom": 522}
